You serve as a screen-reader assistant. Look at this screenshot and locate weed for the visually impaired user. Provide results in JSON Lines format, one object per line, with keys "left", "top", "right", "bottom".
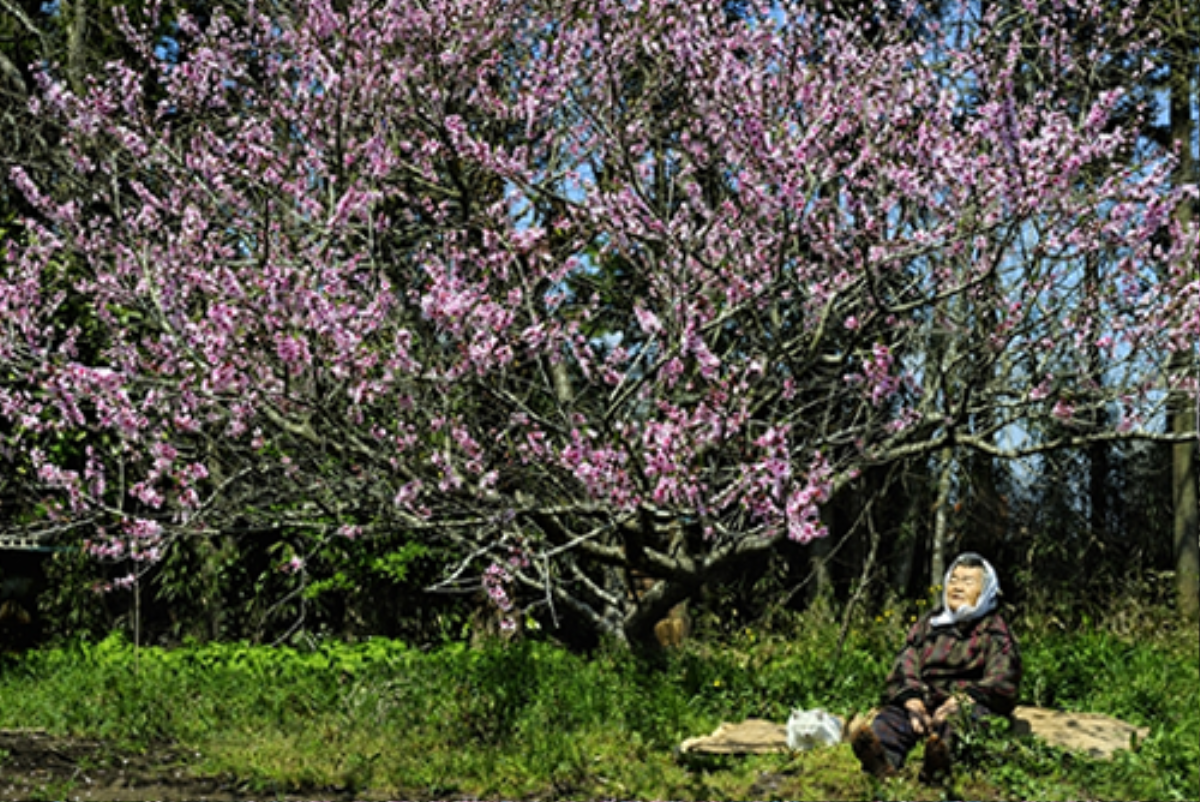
{"left": 0, "top": 606, "right": 1194, "bottom": 800}
{"left": 25, "top": 779, "right": 76, "bottom": 802}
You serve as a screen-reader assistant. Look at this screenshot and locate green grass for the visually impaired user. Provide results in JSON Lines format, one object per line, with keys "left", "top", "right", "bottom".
{"left": 0, "top": 602, "right": 1195, "bottom": 801}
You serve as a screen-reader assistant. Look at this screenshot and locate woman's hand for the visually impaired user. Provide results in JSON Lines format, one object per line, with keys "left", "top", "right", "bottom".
{"left": 932, "top": 694, "right": 966, "bottom": 725}
{"left": 904, "top": 698, "right": 931, "bottom": 735}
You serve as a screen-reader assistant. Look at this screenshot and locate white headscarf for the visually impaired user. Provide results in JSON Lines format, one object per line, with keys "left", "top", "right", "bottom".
{"left": 930, "top": 552, "right": 1001, "bottom": 628}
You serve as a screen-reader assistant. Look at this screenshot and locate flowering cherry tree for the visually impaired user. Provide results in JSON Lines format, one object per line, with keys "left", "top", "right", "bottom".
{"left": 4, "top": 0, "right": 1196, "bottom": 645}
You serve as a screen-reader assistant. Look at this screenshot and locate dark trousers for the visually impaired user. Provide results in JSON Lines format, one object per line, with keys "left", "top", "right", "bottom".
{"left": 869, "top": 702, "right": 995, "bottom": 768}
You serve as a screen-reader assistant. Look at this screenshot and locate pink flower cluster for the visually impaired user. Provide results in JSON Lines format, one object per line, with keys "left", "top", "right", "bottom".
{"left": 845, "top": 343, "right": 903, "bottom": 407}
{"left": 0, "top": 0, "right": 1193, "bottom": 599}
{"left": 482, "top": 562, "right": 519, "bottom": 631}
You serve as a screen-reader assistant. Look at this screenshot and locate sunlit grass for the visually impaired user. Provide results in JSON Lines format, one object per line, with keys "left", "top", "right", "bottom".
{"left": 0, "top": 601, "right": 1195, "bottom": 801}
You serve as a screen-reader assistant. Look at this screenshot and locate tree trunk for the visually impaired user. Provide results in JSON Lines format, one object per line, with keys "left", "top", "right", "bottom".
{"left": 64, "top": 0, "right": 89, "bottom": 97}
{"left": 623, "top": 576, "right": 696, "bottom": 654}
{"left": 1169, "top": 18, "right": 1199, "bottom": 621}
{"left": 807, "top": 533, "right": 833, "bottom": 606}
{"left": 1172, "top": 388, "right": 1199, "bottom": 621}
{"left": 1084, "top": 254, "right": 1111, "bottom": 545}
{"left": 931, "top": 445, "right": 954, "bottom": 588}
{"left": 889, "top": 471, "right": 922, "bottom": 597}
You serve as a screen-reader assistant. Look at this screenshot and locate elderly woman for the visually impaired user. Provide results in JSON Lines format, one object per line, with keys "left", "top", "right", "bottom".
{"left": 852, "top": 552, "right": 1022, "bottom": 784}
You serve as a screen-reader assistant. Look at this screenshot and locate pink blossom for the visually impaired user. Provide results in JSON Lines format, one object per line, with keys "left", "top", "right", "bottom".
{"left": 635, "top": 305, "right": 662, "bottom": 336}
{"left": 0, "top": 0, "right": 1193, "bottom": 640}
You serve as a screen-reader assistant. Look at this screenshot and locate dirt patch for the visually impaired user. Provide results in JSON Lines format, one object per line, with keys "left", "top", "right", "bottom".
{"left": 0, "top": 730, "right": 230, "bottom": 802}
{"left": 0, "top": 730, "right": 357, "bottom": 802}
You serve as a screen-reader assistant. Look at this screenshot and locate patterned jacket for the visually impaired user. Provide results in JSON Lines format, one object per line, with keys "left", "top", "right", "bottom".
{"left": 883, "top": 609, "right": 1021, "bottom": 716}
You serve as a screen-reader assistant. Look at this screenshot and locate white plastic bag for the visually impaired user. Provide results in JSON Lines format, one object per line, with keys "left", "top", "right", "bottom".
{"left": 786, "top": 707, "right": 844, "bottom": 751}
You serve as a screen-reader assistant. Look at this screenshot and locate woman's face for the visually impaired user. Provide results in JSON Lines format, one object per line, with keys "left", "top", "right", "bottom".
{"left": 946, "top": 565, "right": 985, "bottom": 611}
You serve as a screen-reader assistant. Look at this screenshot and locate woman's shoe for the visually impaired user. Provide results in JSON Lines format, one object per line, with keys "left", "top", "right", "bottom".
{"left": 919, "top": 733, "right": 952, "bottom": 784}
{"left": 851, "top": 726, "right": 896, "bottom": 780}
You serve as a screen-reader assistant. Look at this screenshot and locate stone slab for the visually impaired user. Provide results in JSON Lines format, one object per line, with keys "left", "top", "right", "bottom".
{"left": 678, "top": 706, "right": 1149, "bottom": 759}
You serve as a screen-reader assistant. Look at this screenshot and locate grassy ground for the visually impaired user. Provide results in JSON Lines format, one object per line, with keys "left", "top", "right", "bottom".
{"left": 0, "top": 601, "right": 1195, "bottom": 801}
